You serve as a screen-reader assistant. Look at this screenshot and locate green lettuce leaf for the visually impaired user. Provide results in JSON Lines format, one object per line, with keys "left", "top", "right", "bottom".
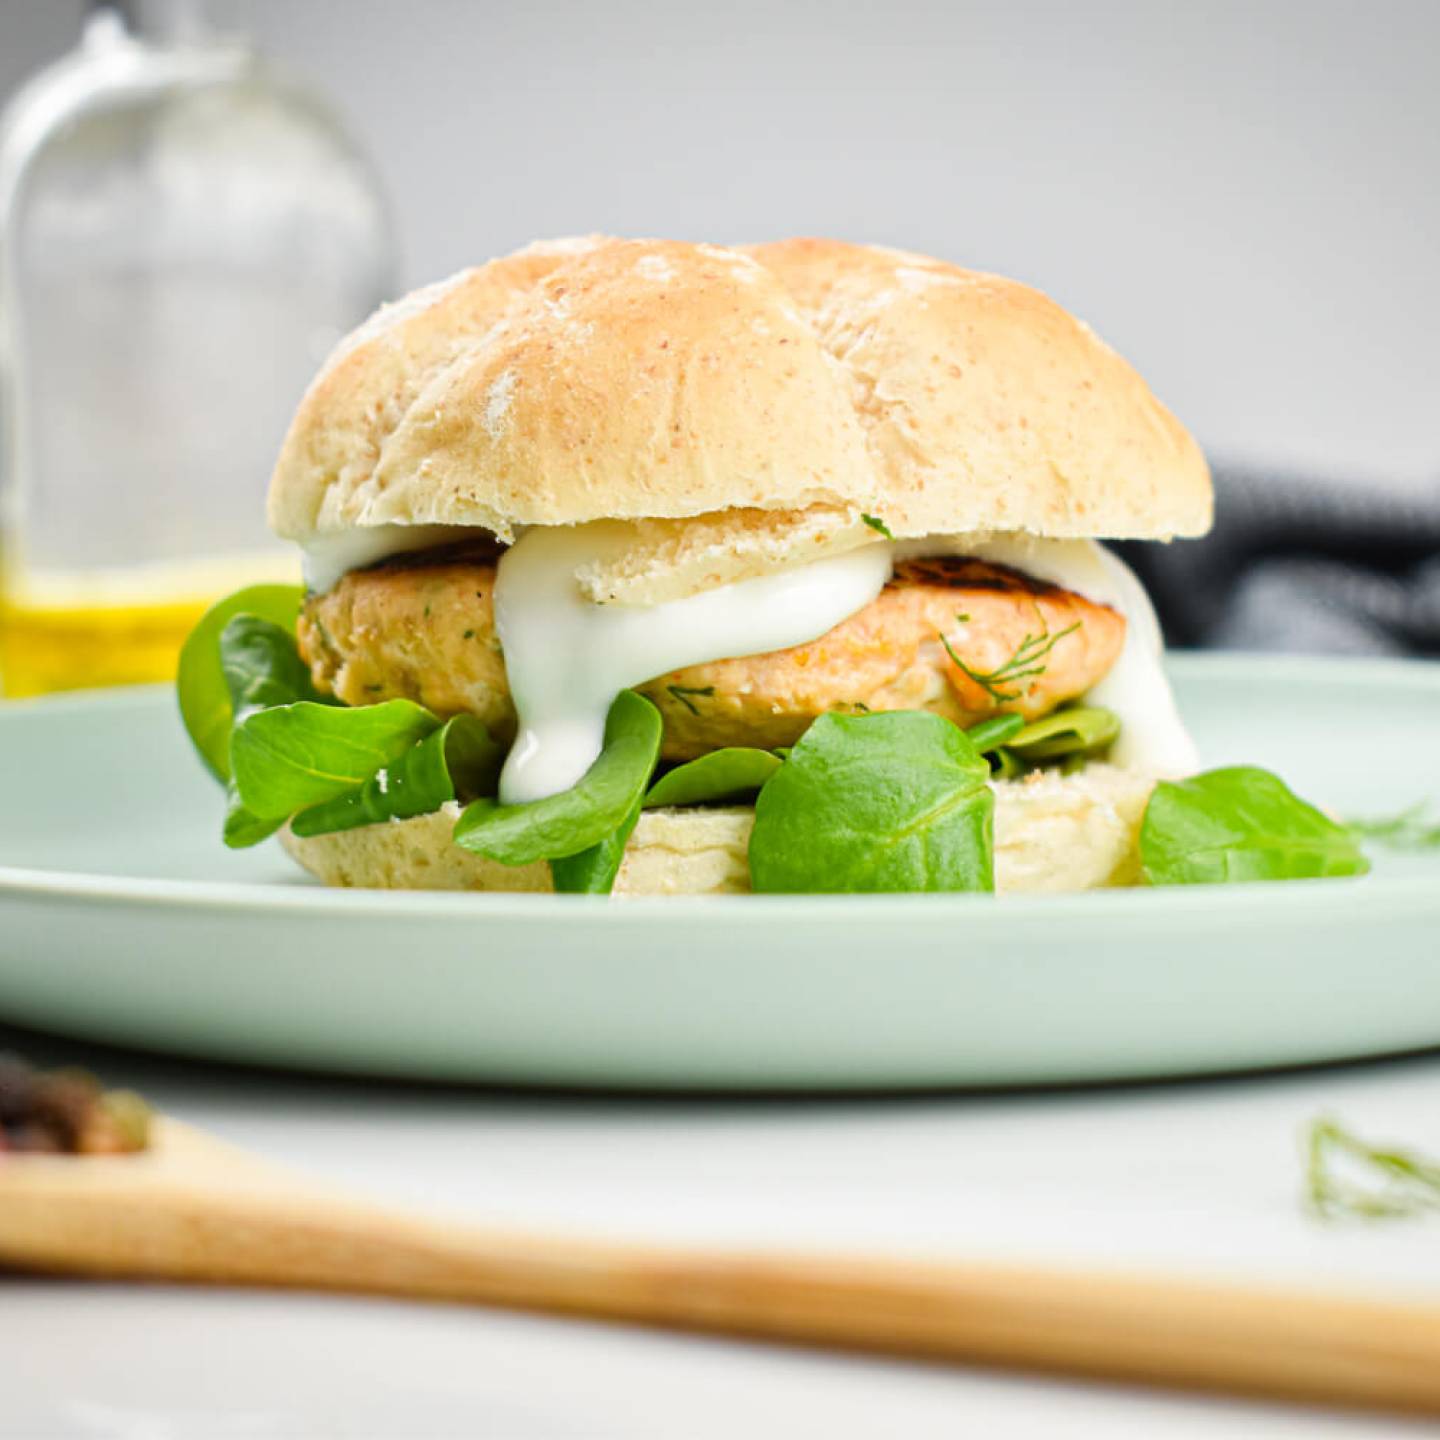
{"left": 290, "top": 716, "right": 502, "bottom": 839}
{"left": 963, "top": 713, "right": 1025, "bottom": 755}
{"left": 177, "top": 586, "right": 305, "bottom": 779}
{"left": 182, "top": 592, "right": 510, "bottom": 848}
{"left": 219, "top": 614, "right": 324, "bottom": 725}
{"left": 1141, "top": 766, "right": 1370, "bottom": 885}
{"left": 748, "top": 711, "right": 994, "bottom": 893}
{"left": 643, "top": 748, "right": 782, "bottom": 809}
{"left": 223, "top": 781, "right": 285, "bottom": 849}
{"left": 1003, "top": 706, "right": 1120, "bottom": 762}
{"left": 453, "top": 691, "right": 662, "bottom": 866}
{"left": 231, "top": 699, "right": 440, "bottom": 821}
{"left": 216, "top": 613, "right": 331, "bottom": 845}
{"left": 976, "top": 706, "right": 1121, "bottom": 779}
{"left": 549, "top": 794, "right": 645, "bottom": 895}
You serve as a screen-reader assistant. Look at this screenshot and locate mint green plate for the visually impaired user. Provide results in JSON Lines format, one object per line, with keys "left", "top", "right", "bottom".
{"left": 0, "top": 655, "right": 1436, "bottom": 1090}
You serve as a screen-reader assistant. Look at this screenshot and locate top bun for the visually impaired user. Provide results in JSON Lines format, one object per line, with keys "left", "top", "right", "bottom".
{"left": 269, "top": 236, "right": 1211, "bottom": 567}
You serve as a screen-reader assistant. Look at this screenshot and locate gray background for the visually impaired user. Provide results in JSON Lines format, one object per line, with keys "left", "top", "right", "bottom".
{"left": 4, "top": 0, "right": 1437, "bottom": 487}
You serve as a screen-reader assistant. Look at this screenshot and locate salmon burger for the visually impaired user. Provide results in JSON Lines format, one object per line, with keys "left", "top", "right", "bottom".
{"left": 183, "top": 236, "right": 1216, "bottom": 897}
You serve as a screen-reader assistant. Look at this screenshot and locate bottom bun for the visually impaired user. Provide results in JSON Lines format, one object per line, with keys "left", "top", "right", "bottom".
{"left": 280, "top": 764, "right": 1154, "bottom": 896}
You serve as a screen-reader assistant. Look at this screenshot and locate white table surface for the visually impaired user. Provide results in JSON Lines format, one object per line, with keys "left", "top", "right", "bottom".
{"left": 4, "top": 1022, "right": 1439, "bottom": 1439}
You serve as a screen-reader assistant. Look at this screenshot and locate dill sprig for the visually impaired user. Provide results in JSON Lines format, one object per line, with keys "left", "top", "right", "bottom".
{"left": 1347, "top": 804, "right": 1440, "bottom": 852}
{"left": 1305, "top": 1115, "right": 1440, "bottom": 1221}
{"left": 941, "top": 619, "right": 1081, "bottom": 704}
{"left": 665, "top": 683, "right": 716, "bottom": 716}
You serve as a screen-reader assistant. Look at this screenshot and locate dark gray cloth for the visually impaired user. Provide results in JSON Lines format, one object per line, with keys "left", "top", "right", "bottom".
{"left": 1117, "top": 467, "right": 1440, "bottom": 656}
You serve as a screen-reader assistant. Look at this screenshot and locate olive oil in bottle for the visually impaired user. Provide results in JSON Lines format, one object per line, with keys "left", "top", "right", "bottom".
{"left": 0, "top": 0, "right": 391, "bottom": 696}
{"left": 0, "top": 558, "right": 295, "bottom": 697}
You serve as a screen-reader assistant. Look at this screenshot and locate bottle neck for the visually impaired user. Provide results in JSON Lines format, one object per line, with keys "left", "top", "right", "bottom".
{"left": 89, "top": 0, "right": 212, "bottom": 45}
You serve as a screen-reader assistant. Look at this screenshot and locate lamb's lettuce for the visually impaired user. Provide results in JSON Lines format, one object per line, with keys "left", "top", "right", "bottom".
{"left": 180, "top": 592, "right": 662, "bottom": 890}
{"left": 963, "top": 713, "right": 1025, "bottom": 754}
{"left": 224, "top": 783, "right": 285, "bottom": 850}
{"left": 549, "top": 795, "right": 645, "bottom": 895}
{"left": 1141, "top": 766, "right": 1370, "bottom": 885}
{"left": 974, "top": 705, "right": 1121, "bottom": 779}
{"left": 220, "top": 613, "right": 324, "bottom": 725}
{"left": 177, "top": 585, "right": 306, "bottom": 779}
{"left": 181, "top": 600, "right": 504, "bottom": 850}
{"left": 748, "top": 711, "right": 994, "bottom": 893}
{"left": 453, "top": 690, "right": 662, "bottom": 869}
{"left": 217, "top": 614, "right": 331, "bottom": 847}
{"left": 643, "top": 748, "right": 782, "bottom": 809}
{"left": 231, "top": 699, "right": 440, "bottom": 821}
{"left": 290, "top": 716, "right": 502, "bottom": 839}
{"left": 1003, "top": 706, "right": 1120, "bottom": 762}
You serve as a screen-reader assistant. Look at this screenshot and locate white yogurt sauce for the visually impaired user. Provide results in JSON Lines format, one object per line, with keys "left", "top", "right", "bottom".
{"left": 902, "top": 534, "right": 1199, "bottom": 776}
{"left": 493, "top": 522, "right": 892, "bottom": 803}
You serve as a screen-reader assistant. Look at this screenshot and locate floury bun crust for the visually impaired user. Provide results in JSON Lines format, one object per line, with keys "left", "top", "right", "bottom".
{"left": 268, "top": 236, "right": 1212, "bottom": 594}
{"left": 280, "top": 765, "right": 1155, "bottom": 897}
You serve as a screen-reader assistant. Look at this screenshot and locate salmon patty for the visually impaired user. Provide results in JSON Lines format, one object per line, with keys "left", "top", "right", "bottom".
{"left": 298, "top": 549, "right": 1126, "bottom": 759}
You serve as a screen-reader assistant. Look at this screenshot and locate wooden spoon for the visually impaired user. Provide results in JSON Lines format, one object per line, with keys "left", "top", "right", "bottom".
{"left": 4, "top": 1117, "right": 1439, "bottom": 1415}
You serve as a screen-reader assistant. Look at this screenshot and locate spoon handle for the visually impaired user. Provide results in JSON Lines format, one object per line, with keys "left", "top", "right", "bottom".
{"left": 3, "top": 1162, "right": 1438, "bottom": 1417}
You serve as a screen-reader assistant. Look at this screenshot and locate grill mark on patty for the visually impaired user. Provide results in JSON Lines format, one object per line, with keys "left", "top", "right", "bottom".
{"left": 357, "top": 535, "right": 506, "bottom": 576}
{"left": 890, "top": 555, "right": 1064, "bottom": 596}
